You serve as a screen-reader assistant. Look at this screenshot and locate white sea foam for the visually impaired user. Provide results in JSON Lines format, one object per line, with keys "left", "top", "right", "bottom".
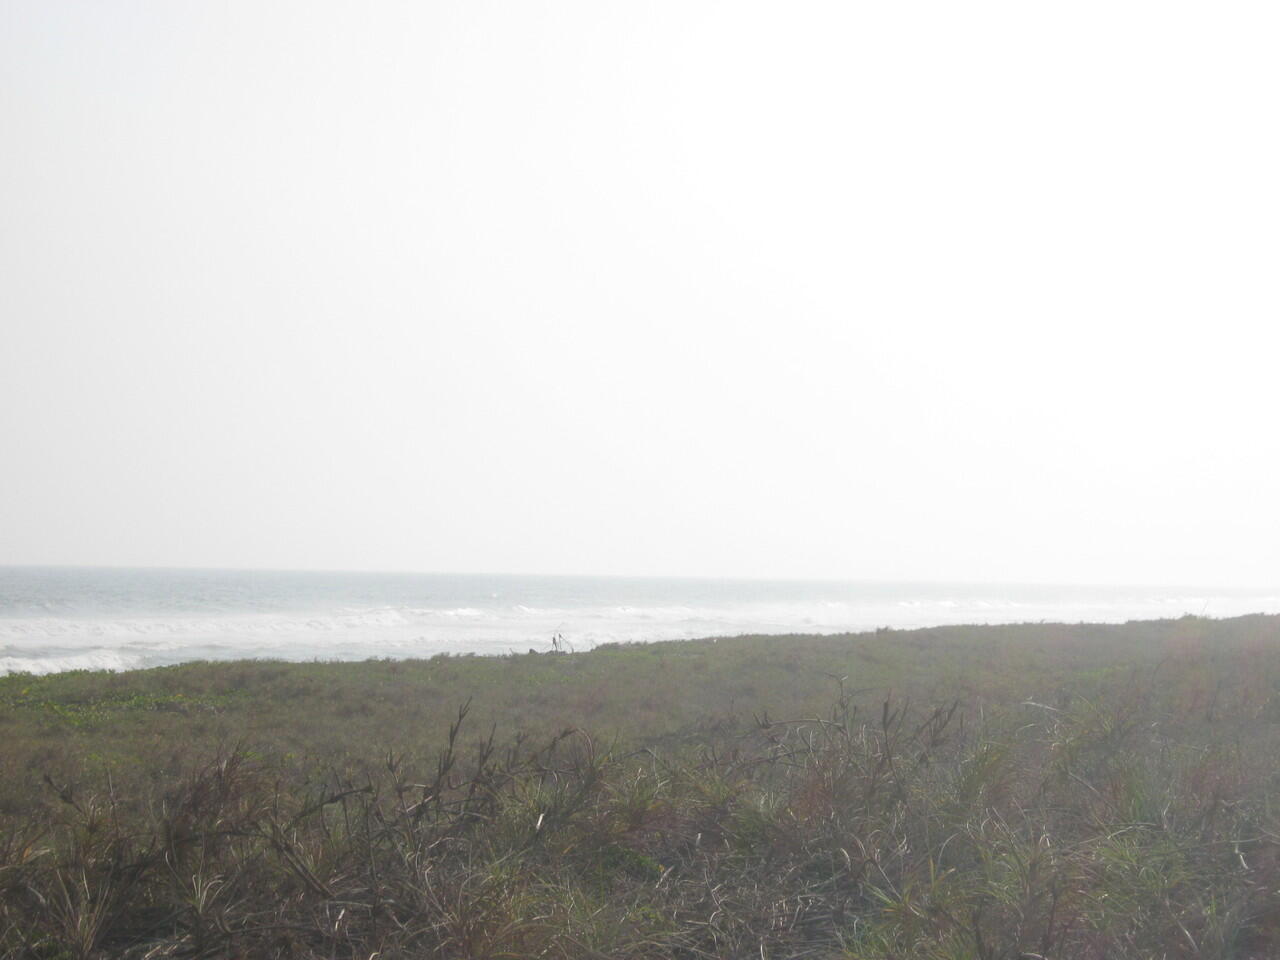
{"left": 0, "top": 649, "right": 144, "bottom": 675}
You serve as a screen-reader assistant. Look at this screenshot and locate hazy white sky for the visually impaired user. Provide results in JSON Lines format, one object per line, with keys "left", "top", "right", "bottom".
{"left": 2, "top": 1, "right": 1278, "bottom": 585}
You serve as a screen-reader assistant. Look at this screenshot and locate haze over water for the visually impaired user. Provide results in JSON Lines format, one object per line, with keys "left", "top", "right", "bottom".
{"left": 3, "top": 566, "right": 1278, "bottom": 676}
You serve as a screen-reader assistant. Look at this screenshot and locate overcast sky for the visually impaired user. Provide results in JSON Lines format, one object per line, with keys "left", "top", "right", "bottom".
{"left": 2, "top": 1, "right": 1278, "bottom": 585}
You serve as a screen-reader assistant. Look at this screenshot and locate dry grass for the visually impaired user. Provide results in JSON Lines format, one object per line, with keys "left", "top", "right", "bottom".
{"left": 3, "top": 615, "right": 1280, "bottom": 957}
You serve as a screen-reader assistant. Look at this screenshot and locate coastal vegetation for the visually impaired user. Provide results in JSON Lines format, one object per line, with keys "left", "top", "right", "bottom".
{"left": 2, "top": 615, "right": 1280, "bottom": 958}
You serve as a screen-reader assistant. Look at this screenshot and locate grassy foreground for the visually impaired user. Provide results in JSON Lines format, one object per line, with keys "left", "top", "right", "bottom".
{"left": 2, "top": 616, "right": 1280, "bottom": 958}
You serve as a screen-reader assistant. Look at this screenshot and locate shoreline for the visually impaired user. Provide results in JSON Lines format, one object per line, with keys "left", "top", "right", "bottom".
{"left": 7, "top": 566, "right": 1280, "bottom": 676}
{"left": 4, "top": 609, "right": 1280, "bottom": 679}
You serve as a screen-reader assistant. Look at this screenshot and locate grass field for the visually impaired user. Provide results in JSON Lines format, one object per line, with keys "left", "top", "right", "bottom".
{"left": 3, "top": 615, "right": 1280, "bottom": 958}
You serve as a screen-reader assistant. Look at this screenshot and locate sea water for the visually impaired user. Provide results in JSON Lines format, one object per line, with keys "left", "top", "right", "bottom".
{"left": 2, "top": 566, "right": 1279, "bottom": 675}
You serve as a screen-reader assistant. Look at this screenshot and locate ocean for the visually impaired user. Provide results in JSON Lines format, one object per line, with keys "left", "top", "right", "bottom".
{"left": 2, "top": 566, "right": 1279, "bottom": 676}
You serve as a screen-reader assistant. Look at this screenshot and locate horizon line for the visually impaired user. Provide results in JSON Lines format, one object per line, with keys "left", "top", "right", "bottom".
{"left": 2, "top": 562, "right": 1278, "bottom": 594}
